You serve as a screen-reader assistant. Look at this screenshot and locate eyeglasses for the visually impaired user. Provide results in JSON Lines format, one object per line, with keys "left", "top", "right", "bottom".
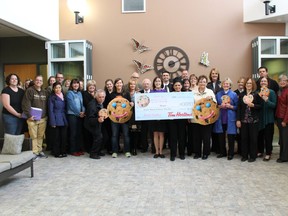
{"left": 132, "top": 76, "right": 139, "bottom": 79}
{"left": 56, "top": 77, "right": 64, "bottom": 79}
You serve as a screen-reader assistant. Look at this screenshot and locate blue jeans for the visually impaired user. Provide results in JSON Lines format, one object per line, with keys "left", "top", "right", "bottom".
{"left": 2, "top": 113, "right": 24, "bottom": 135}
{"left": 111, "top": 122, "right": 130, "bottom": 153}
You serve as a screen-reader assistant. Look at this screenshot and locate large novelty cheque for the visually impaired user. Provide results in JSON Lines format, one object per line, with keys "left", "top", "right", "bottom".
{"left": 135, "top": 92, "right": 194, "bottom": 120}
{"left": 108, "top": 96, "right": 133, "bottom": 123}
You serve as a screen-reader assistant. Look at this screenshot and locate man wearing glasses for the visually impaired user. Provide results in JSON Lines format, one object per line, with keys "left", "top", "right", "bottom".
{"left": 56, "top": 72, "right": 69, "bottom": 94}
{"left": 22, "top": 75, "right": 48, "bottom": 160}
{"left": 124, "top": 72, "right": 142, "bottom": 92}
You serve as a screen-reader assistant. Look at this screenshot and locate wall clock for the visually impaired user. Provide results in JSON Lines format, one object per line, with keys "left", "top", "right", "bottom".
{"left": 154, "top": 46, "right": 190, "bottom": 79}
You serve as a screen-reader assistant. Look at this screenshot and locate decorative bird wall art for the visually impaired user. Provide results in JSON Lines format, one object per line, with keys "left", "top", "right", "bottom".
{"left": 131, "top": 38, "right": 150, "bottom": 53}
{"left": 132, "top": 59, "right": 154, "bottom": 74}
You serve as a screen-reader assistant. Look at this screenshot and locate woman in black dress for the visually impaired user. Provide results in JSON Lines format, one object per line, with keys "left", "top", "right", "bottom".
{"left": 151, "top": 77, "right": 167, "bottom": 158}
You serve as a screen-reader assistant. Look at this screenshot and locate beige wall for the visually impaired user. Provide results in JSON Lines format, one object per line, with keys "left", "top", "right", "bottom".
{"left": 59, "top": 0, "right": 285, "bottom": 89}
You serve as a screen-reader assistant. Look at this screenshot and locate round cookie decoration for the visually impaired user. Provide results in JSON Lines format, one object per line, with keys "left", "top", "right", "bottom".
{"left": 243, "top": 94, "right": 254, "bottom": 104}
{"left": 221, "top": 95, "right": 231, "bottom": 105}
{"left": 107, "top": 96, "right": 133, "bottom": 123}
{"left": 137, "top": 95, "right": 150, "bottom": 108}
{"left": 193, "top": 98, "right": 219, "bottom": 125}
{"left": 99, "top": 108, "right": 109, "bottom": 119}
{"left": 258, "top": 86, "right": 270, "bottom": 97}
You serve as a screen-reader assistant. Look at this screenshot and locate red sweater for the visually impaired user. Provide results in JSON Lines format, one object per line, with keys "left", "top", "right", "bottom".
{"left": 276, "top": 87, "right": 288, "bottom": 123}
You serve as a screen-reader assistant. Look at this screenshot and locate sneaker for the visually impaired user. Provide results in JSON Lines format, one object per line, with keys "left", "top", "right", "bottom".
{"left": 112, "top": 153, "right": 118, "bottom": 158}
{"left": 125, "top": 152, "right": 131, "bottom": 158}
{"left": 38, "top": 152, "right": 48, "bottom": 158}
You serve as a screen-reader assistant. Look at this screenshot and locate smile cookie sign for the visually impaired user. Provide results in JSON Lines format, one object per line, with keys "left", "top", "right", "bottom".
{"left": 108, "top": 96, "right": 133, "bottom": 123}
{"left": 193, "top": 98, "right": 219, "bottom": 125}
{"left": 221, "top": 95, "right": 231, "bottom": 105}
{"left": 258, "top": 86, "right": 270, "bottom": 97}
{"left": 243, "top": 94, "right": 253, "bottom": 104}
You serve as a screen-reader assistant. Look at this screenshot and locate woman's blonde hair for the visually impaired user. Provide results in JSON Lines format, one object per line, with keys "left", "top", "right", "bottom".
{"left": 86, "top": 79, "right": 97, "bottom": 91}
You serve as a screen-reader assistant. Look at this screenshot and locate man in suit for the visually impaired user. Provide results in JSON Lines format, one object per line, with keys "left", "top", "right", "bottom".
{"left": 139, "top": 78, "right": 154, "bottom": 153}
{"left": 181, "top": 70, "right": 189, "bottom": 81}
{"left": 162, "top": 71, "right": 173, "bottom": 92}
{"left": 161, "top": 71, "right": 172, "bottom": 149}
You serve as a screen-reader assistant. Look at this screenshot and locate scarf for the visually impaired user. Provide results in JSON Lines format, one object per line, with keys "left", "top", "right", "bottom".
{"left": 56, "top": 92, "right": 64, "bottom": 101}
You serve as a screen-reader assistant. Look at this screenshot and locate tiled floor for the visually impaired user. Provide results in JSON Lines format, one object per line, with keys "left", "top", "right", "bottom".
{"left": 1, "top": 146, "right": 288, "bottom": 216}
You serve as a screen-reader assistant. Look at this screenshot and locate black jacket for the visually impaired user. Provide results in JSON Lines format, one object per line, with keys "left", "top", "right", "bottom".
{"left": 84, "top": 99, "right": 102, "bottom": 134}
{"left": 237, "top": 91, "right": 262, "bottom": 122}
{"left": 207, "top": 80, "right": 222, "bottom": 94}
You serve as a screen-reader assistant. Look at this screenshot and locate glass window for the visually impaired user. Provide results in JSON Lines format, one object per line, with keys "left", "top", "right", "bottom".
{"left": 51, "top": 43, "right": 65, "bottom": 58}
{"left": 51, "top": 62, "right": 84, "bottom": 80}
{"left": 280, "top": 39, "right": 288, "bottom": 54}
{"left": 69, "top": 42, "right": 84, "bottom": 58}
{"left": 261, "top": 39, "right": 276, "bottom": 54}
{"left": 122, "top": 0, "right": 146, "bottom": 13}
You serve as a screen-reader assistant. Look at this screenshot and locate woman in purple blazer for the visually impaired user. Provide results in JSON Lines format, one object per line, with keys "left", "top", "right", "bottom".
{"left": 48, "top": 82, "right": 68, "bottom": 158}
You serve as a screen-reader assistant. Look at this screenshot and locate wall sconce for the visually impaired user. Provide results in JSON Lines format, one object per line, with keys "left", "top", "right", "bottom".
{"left": 67, "top": 0, "right": 86, "bottom": 24}
{"left": 260, "top": 0, "right": 276, "bottom": 15}
{"left": 74, "top": 11, "right": 84, "bottom": 24}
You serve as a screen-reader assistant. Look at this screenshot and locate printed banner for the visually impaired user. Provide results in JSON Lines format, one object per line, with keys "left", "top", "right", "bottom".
{"left": 135, "top": 92, "right": 194, "bottom": 120}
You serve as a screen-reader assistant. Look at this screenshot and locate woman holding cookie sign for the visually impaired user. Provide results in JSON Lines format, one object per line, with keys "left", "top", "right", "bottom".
{"left": 236, "top": 77, "right": 262, "bottom": 162}
{"left": 214, "top": 78, "right": 238, "bottom": 160}
{"left": 109, "top": 78, "right": 133, "bottom": 158}
{"left": 257, "top": 77, "right": 276, "bottom": 161}
{"left": 191, "top": 75, "right": 217, "bottom": 160}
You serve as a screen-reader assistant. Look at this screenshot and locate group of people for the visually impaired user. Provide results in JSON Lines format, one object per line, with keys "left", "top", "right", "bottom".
{"left": 1, "top": 67, "right": 288, "bottom": 163}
